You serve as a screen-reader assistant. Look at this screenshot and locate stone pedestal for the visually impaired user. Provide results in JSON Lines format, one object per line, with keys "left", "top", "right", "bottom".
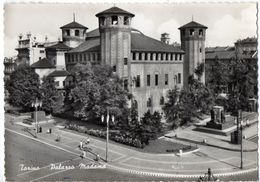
{"left": 31, "top": 111, "right": 46, "bottom": 122}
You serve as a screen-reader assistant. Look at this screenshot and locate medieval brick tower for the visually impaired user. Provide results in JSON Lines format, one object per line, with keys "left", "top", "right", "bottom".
{"left": 179, "top": 21, "right": 207, "bottom": 88}
{"left": 96, "top": 7, "right": 134, "bottom": 90}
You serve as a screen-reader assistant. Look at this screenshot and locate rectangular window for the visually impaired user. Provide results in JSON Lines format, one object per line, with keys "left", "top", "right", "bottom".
{"left": 155, "top": 74, "right": 158, "bottom": 86}
{"left": 144, "top": 53, "right": 148, "bottom": 60}
{"left": 55, "top": 81, "right": 59, "bottom": 86}
{"left": 133, "top": 52, "right": 136, "bottom": 60}
{"left": 165, "top": 74, "right": 168, "bottom": 85}
{"left": 79, "top": 54, "right": 82, "bottom": 62}
{"left": 123, "top": 79, "right": 128, "bottom": 90}
{"left": 178, "top": 73, "right": 181, "bottom": 84}
{"left": 67, "top": 55, "right": 70, "bottom": 63}
{"left": 175, "top": 54, "right": 178, "bottom": 60}
{"left": 166, "top": 53, "right": 169, "bottom": 60}
{"left": 113, "top": 65, "right": 116, "bottom": 72}
{"left": 139, "top": 53, "right": 142, "bottom": 60}
{"left": 147, "top": 75, "right": 150, "bottom": 86}
{"left": 150, "top": 53, "right": 153, "bottom": 60}
{"left": 84, "top": 54, "right": 86, "bottom": 61}
{"left": 161, "top": 53, "right": 164, "bottom": 60}
{"left": 156, "top": 53, "right": 158, "bottom": 60}
{"left": 124, "top": 58, "right": 128, "bottom": 65}
{"left": 40, "top": 50, "right": 45, "bottom": 53}
{"left": 136, "top": 75, "right": 140, "bottom": 87}
{"left": 97, "top": 53, "right": 101, "bottom": 60}
{"left": 179, "top": 54, "right": 182, "bottom": 60}
{"left": 171, "top": 53, "right": 173, "bottom": 60}
{"left": 66, "top": 30, "right": 70, "bottom": 36}
{"left": 93, "top": 53, "right": 96, "bottom": 61}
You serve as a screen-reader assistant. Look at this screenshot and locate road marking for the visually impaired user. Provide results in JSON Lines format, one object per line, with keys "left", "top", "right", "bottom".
{"left": 5, "top": 128, "right": 94, "bottom": 162}
{"left": 120, "top": 156, "right": 240, "bottom": 165}
{"left": 17, "top": 157, "right": 80, "bottom": 177}
{"left": 30, "top": 169, "right": 70, "bottom": 182}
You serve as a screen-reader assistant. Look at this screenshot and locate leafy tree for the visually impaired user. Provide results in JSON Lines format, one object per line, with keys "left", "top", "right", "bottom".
{"left": 163, "top": 87, "right": 181, "bottom": 129}
{"left": 163, "top": 65, "right": 214, "bottom": 129}
{"left": 40, "top": 77, "right": 64, "bottom": 114}
{"left": 134, "top": 111, "right": 163, "bottom": 144}
{"left": 6, "top": 64, "right": 41, "bottom": 111}
{"left": 207, "top": 59, "right": 229, "bottom": 94}
{"left": 227, "top": 59, "right": 256, "bottom": 112}
{"left": 67, "top": 63, "right": 130, "bottom": 122}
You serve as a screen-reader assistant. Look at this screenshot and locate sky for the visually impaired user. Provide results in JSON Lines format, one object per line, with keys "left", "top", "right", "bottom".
{"left": 4, "top": 2, "right": 257, "bottom": 57}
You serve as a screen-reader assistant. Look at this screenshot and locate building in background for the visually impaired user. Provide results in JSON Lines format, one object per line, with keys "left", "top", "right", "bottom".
{"left": 205, "top": 37, "right": 257, "bottom": 95}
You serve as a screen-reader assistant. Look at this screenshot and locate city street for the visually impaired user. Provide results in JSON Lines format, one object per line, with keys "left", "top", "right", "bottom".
{"left": 4, "top": 113, "right": 258, "bottom": 181}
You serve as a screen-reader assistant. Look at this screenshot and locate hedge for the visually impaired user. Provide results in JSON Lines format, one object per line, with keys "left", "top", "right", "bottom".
{"left": 65, "top": 124, "right": 145, "bottom": 148}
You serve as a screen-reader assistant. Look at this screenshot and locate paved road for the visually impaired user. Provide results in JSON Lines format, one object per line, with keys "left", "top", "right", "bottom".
{"left": 5, "top": 129, "right": 258, "bottom": 181}
{"left": 4, "top": 113, "right": 259, "bottom": 181}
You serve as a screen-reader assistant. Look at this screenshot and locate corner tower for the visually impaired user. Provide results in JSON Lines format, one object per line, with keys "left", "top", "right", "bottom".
{"left": 60, "top": 16, "right": 88, "bottom": 48}
{"left": 179, "top": 21, "right": 207, "bottom": 88}
{"left": 96, "top": 7, "right": 134, "bottom": 87}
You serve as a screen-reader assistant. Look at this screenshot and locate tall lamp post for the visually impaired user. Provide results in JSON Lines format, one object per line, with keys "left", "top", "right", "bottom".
{"left": 237, "top": 110, "right": 243, "bottom": 169}
{"left": 101, "top": 109, "right": 115, "bottom": 162}
{"left": 32, "top": 98, "right": 42, "bottom": 136}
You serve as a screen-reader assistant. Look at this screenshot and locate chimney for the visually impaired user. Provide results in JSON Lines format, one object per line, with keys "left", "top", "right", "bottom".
{"left": 161, "top": 33, "right": 170, "bottom": 44}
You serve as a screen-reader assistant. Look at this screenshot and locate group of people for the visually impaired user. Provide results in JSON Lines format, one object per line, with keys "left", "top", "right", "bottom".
{"left": 79, "top": 138, "right": 100, "bottom": 161}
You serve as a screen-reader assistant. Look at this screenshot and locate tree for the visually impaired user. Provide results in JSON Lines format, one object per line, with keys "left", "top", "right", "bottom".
{"left": 163, "top": 65, "right": 214, "bottom": 129}
{"left": 227, "top": 59, "right": 256, "bottom": 112}
{"left": 207, "top": 59, "right": 229, "bottom": 95}
{"left": 163, "top": 87, "right": 181, "bottom": 129}
{"left": 40, "top": 77, "right": 64, "bottom": 114}
{"left": 6, "top": 64, "right": 41, "bottom": 111}
{"left": 67, "top": 63, "right": 130, "bottom": 122}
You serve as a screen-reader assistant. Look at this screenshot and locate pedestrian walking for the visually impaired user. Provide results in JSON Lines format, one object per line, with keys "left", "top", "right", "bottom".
{"left": 79, "top": 140, "right": 83, "bottom": 150}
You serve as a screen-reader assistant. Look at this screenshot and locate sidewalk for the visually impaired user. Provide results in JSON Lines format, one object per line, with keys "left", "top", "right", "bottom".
{"left": 165, "top": 127, "right": 257, "bottom": 152}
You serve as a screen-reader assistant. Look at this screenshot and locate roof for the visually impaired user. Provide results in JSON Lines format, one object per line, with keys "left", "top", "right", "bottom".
{"left": 206, "top": 46, "right": 234, "bottom": 53}
{"left": 68, "top": 38, "right": 100, "bottom": 53}
{"left": 46, "top": 42, "right": 71, "bottom": 50}
{"left": 206, "top": 50, "right": 235, "bottom": 60}
{"left": 131, "top": 32, "right": 184, "bottom": 53}
{"left": 70, "top": 28, "right": 183, "bottom": 53}
{"left": 48, "top": 70, "right": 70, "bottom": 77}
{"left": 60, "top": 21, "right": 88, "bottom": 29}
{"left": 86, "top": 29, "right": 100, "bottom": 39}
{"left": 96, "top": 6, "right": 135, "bottom": 17}
{"left": 179, "top": 21, "right": 207, "bottom": 29}
{"left": 31, "top": 58, "right": 55, "bottom": 68}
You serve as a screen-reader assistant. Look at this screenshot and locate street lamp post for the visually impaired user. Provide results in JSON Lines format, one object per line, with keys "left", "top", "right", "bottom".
{"left": 32, "top": 98, "right": 42, "bottom": 136}
{"left": 237, "top": 110, "right": 243, "bottom": 169}
{"left": 101, "top": 109, "right": 114, "bottom": 162}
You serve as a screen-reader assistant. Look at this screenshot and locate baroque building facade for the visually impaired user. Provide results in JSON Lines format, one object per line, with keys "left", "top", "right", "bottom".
{"left": 15, "top": 6, "right": 207, "bottom": 117}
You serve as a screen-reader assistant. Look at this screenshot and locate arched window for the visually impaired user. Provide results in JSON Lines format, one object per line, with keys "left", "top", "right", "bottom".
{"left": 112, "top": 16, "right": 118, "bottom": 25}
{"left": 160, "top": 96, "right": 165, "bottom": 105}
{"left": 75, "top": 30, "right": 80, "bottom": 36}
{"left": 66, "top": 30, "right": 70, "bottom": 36}
{"left": 190, "top": 29, "right": 195, "bottom": 36}
{"left": 124, "top": 16, "right": 129, "bottom": 25}
{"left": 100, "top": 17, "right": 105, "bottom": 26}
{"left": 199, "top": 29, "right": 203, "bottom": 36}
{"left": 147, "top": 97, "right": 152, "bottom": 107}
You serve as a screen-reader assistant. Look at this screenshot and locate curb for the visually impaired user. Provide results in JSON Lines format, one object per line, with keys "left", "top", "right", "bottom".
{"left": 165, "top": 136, "right": 257, "bottom": 152}
{"left": 106, "top": 163, "right": 258, "bottom": 178}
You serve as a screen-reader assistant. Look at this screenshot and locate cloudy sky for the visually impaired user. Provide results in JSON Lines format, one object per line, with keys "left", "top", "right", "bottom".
{"left": 4, "top": 2, "right": 257, "bottom": 57}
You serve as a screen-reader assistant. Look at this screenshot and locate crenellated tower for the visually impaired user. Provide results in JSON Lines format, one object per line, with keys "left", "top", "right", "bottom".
{"left": 179, "top": 21, "right": 207, "bottom": 88}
